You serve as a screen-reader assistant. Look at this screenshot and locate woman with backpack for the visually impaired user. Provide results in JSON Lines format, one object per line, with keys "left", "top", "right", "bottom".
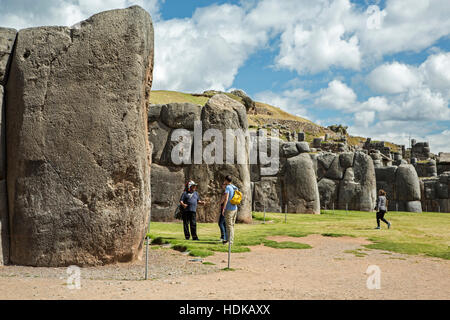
{"left": 374, "top": 189, "right": 391, "bottom": 230}
{"left": 180, "top": 180, "right": 205, "bottom": 240}
{"left": 221, "top": 175, "right": 242, "bottom": 245}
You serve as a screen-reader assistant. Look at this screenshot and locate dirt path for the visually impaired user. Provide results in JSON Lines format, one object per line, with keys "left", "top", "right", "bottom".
{"left": 0, "top": 234, "right": 449, "bottom": 300}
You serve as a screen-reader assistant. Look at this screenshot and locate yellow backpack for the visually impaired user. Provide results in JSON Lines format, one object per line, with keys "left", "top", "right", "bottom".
{"left": 230, "top": 188, "right": 243, "bottom": 205}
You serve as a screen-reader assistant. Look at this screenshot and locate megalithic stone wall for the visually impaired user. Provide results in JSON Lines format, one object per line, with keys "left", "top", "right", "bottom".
{"left": 375, "top": 164, "right": 422, "bottom": 212}
{"left": 311, "top": 151, "right": 376, "bottom": 211}
{"left": 0, "top": 27, "right": 17, "bottom": 266}
{"left": 148, "top": 94, "right": 252, "bottom": 223}
{"left": 5, "top": 6, "right": 153, "bottom": 267}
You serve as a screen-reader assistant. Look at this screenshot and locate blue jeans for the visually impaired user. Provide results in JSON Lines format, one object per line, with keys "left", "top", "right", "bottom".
{"left": 218, "top": 213, "right": 227, "bottom": 241}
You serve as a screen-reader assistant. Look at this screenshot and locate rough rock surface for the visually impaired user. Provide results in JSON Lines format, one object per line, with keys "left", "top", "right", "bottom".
{"left": 5, "top": 6, "right": 154, "bottom": 266}
{"left": 150, "top": 164, "right": 185, "bottom": 221}
{"left": 188, "top": 94, "right": 252, "bottom": 223}
{"left": 396, "top": 165, "right": 421, "bottom": 202}
{"left": 160, "top": 103, "right": 202, "bottom": 130}
{"left": 284, "top": 154, "right": 320, "bottom": 214}
{"left": 0, "top": 28, "right": 17, "bottom": 85}
{"left": 252, "top": 177, "right": 282, "bottom": 213}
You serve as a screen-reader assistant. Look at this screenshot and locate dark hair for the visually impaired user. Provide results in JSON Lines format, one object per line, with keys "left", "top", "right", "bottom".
{"left": 379, "top": 189, "right": 386, "bottom": 196}
{"left": 225, "top": 175, "right": 233, "bottom": 183}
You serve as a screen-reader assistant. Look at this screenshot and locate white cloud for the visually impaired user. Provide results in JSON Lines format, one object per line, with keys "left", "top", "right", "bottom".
{"left": 153, "top": 3, "right": 269, "bottom": 92}
{"left": 254, "top": 88, "right": 311, "bottom": 119}
{"left": 366, "top": 62, "right": 420, "bottom": 94}
{"left": 0, "top": 0, "right": 163, "bottom": 30}
{"left": 315, "top": 80, "right": 357, "bottom": 111}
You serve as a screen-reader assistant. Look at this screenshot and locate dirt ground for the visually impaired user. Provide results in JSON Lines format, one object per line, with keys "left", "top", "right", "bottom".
{"left": 0, "top": 234, "right": 449, "bottom": 300}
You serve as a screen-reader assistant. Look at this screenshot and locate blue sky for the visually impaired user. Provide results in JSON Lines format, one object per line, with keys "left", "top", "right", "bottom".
{"left": 1, "top": 0, "right": 449, "bottom": 153}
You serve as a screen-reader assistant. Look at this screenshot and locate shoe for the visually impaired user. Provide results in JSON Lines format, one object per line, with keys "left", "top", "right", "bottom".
{"left": 185, "top": 237, "right": 190, "bottom": 240}
{"left": 387, "top": 222, "right": 391, "bottom": 229}
{"left": 193, "top": 238, "right": 199, "bottom": 241}
{"left": 374, "top": 227, "right": 380, "bottom": 229}
{"left": 222, "top": 240, "right": 228, "bottom": 245}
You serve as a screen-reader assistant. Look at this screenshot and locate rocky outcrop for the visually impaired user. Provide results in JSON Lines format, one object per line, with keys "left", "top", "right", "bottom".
{"left": 0, "top": 28, "right": 17, "bottom": 85}
{"left": 5, "top": 6, "right": 154, "bottom": 266}
{"left": 148, "top": 94, "right": 252, "bottom": 223}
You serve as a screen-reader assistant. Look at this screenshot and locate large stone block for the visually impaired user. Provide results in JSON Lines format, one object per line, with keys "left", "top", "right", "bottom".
{"left": 150, "top": 164, "right": 185, "bottom": 222}
{"left": 187, "top": 94, "right": 252, "bottom": 223}
{"left": 6, "top": 6, "right": 154, "bottom": 266}
{"left": 160, "top": 103, "right": 202, "bottom": 130}
{"left": 396, "top": 164, "right": 421, "bottom": 201}
{"left": 253, "top": 177, "right": 282, "bottom": 213}
{"left": 0, "top": 28, "right": 17, "bottom": 85}
{"left": 318, "top": 178, "right": 338, "bottom": 209}
{"left": 148, "top": 120, "right": 170, "bottom": 163}
{"left": 284, "top": 154, "right": 320, "bottom": 214}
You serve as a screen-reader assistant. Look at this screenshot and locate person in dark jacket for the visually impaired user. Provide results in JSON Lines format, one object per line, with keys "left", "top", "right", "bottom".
{"left": 180, "top": 180, "right": 205, "bottom": 240}
{"left": 374, "top": 189, "right": 391, "bottom": 230}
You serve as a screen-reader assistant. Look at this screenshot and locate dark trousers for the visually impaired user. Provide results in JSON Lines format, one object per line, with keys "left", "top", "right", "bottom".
{"left": 182, "top": 211, "right": 198, "bottom": 240}
{"left": 376, "top": 210, "right": 389, "bottom": 227}
{"left": 218, "top": 213, "right": 227, "bottom": 240}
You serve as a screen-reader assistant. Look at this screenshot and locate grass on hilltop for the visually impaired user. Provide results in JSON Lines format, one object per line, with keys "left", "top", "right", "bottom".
{"left": 148, "top": 210, "right": 450, "bottom": 260}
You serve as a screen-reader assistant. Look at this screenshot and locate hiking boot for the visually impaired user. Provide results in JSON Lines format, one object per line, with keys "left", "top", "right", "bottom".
{"left": 374, "top": 227, "right": 380, "bottom": 230}
{"left": 387, "top": 222, "right": 391, "bottom": 229}
{"left": 222, "top": 240, "right": 228, "bottom": 245}
{"left": 193, "top": 238, "right": 199, "bottom": 241}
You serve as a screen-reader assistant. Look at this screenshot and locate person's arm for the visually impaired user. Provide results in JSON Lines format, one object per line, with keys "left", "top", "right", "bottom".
{"left": 222, "top": 192, "right": 229, "bottom": 215}
{"left": 180, "top": 193, "right": 188, "bottom": 209}
{"left": 198, "top": 193, "right": 206, "bottom": 205}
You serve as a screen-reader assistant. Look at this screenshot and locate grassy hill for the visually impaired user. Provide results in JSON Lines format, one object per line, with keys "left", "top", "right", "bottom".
{"left": 149, "top": 90, "right": 400, "bottom": 151}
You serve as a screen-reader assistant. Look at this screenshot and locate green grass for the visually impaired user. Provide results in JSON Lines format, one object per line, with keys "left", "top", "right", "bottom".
{"left": 148, "top": 210, "right": 450, "bottom": 260}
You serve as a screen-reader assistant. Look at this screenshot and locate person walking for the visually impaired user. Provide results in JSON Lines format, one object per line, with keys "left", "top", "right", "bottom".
{"left": 374, "top": 189, "right": 391, "bottom": 230}
{"left": 180, "top": 181, "right": 205, "bottom": 240}
{"left": 221, "top": 175, "right": 238, "bottom": 245}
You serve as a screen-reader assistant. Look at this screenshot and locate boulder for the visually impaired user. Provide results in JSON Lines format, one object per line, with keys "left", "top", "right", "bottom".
{"left": 284, "top": 154, "right": 320, "bottom": 214}
{"left": 318, "top": 178, "right": 338, "bottom": 209}
{"left": 148, "top": 120, "right": 170, "bottom": 163}
{"left": 339, "top": 152, "right": 354, "bottom": 169}
{"left": 253, "top": 177, "right": 282, "bottom": 213}
{"left": 296, "top": 141, "right": 310, "bottom": 153}
{"left": 396, "top": 164, "right": 421, "bottom": 201}
{"left": 325, "top": 156, "right": 344, "bottom": 180}
{"left": 150, "top": 164, "right": 185, "bottom": 222}
{"left": 0, "top": 28, "right": 17, "bottom": 85}
{"left": 317, "top": 152, "right": 336, "bottom": 170}
{"left": 5, "top": 6, "right": 154, "bottom": 266}
{"left": 148, "top": 104, "right": 163, "bottom": 122}
{"left": 160, "top": 103, "right": 202, "bottom": 130}
{"left": 405, "top": 201, "right": 422, "bottom": 213}
{"left": 375, "top": 166, "right": 398, "bottom": 184}
{"left": 187, "top": 94, "right": 252, "bottom": 223}
{"left": 281, "top": 142, "right": 300, "bottom": 158}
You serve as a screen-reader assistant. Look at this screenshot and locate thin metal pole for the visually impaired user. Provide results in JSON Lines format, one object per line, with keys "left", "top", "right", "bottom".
{"left": 263, "top": 204, "right": 266, "bottom": 224}
{"left": 145, "top": 238, "right": 149, "bottom": 280}
{"left": 332, "top": 202, "right": 335, "bottom": 214}
{"left": 346, "top": 203, "right": 348, "bottom": 214}
{"left": 144, "top": 208, "right": 151, "bottom": 280}
{"left": 227, "top": 239, "right": 231, "bottom": 269}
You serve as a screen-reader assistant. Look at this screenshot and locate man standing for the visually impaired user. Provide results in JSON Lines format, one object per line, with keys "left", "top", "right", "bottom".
{"left": 180, "top": 181, "right": 205, "bottom": 240}
{"left": 221, "top": 175, "right": 238, "bottom": 245}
